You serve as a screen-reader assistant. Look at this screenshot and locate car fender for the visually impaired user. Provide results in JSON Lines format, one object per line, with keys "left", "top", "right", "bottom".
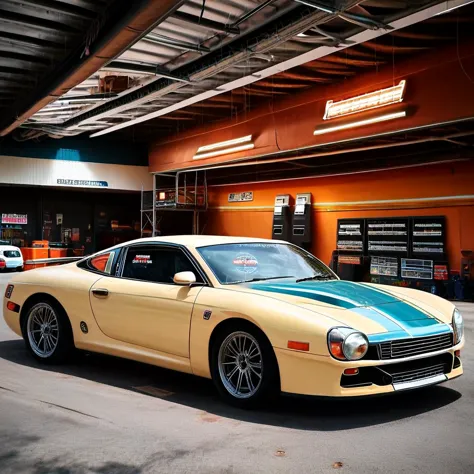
{"left": 189, "top": 286, "right": 338, "bottom": 378}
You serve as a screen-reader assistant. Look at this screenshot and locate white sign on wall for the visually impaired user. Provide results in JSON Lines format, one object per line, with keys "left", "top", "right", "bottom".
{"left": 0, "top": 155, "right": 152, "bottom": 191}
{"left": 2, "top": 213, "right": 27, "bottom": 225}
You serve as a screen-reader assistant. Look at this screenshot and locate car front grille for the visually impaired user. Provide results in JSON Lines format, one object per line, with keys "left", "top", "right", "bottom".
{"left": 378, "top": 333, "right": 453, "bottom": 360}
{"left": 391, "top": 364, "right": 446, "bottom": 384}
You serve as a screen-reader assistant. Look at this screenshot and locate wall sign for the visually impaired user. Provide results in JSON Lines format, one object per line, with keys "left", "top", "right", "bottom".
{"left": 57, "top": 179, "right": 109, "bottom": 187}
{"left": 228, "top": 191, "right": 253, "bottom": 202}
{"left": 2, "top": 214, "right": 27, "bottom": 225}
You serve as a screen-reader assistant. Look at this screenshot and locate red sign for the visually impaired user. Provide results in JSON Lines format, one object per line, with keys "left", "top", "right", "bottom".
{"left": 434, "top": 265, "right": 448, "bottom": 281}
{"left": 1, "top": 214, "right": 27, "bottom": 225}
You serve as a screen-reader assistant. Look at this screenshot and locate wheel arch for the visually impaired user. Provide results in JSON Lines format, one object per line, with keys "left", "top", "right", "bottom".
{"left": 208, "top": 317, "right": 280, "bottom": 387}
{"left": 20, "top": 293, "right": 72, "bottom": 338}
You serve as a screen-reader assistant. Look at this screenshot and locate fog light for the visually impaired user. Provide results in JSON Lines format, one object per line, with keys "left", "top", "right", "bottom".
{"left": 455, "top": 350, "right": 461, "bottom": 357}
{"left": 343, "top": 368, "right": 359, "bottom": 376}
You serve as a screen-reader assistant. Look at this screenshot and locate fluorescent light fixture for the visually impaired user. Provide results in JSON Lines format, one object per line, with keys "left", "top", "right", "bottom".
{"left": 313, "top": 111, "right": 406, "bottom": 136}
{"left": 196, "top": 135, "right": 253, "bottom": 153}
{"left": 193, "top": 135, "right": 254, "bottom": 160}
{"left": 324, "top": 80, "right": 406, "bottom": 120}
{"left": 193, "top": 143, "right": 255, "bottom": 160}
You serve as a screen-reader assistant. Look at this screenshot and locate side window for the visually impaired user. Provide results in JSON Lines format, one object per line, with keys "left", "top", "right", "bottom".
{"left": 121, "top": 246, "right": 202, "bottom": 284}
{"left": 80, "top": 250, "right": 119, "bottom": 275}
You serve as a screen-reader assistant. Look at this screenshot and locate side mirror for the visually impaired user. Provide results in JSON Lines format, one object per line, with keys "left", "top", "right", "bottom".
{"left": 173, "top": 271, "right": 197, "bottom": 286}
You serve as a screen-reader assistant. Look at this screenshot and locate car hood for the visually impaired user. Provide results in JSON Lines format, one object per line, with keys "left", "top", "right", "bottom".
{"left": 244, "top": 280, "right": 452, "bottom": 342}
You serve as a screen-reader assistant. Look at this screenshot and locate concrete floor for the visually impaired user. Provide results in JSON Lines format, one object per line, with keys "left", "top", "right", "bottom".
{"left": 0, "top": 272, "right": 472, "bottom": 474}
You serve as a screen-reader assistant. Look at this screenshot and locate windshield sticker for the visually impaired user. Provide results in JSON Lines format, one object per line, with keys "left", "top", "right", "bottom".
{"left": 233, "top": 253, "right": 258, "bottom": 274}
{"left": 132, "top": 255, "right": 152, "bottom": 264}
{"left": 235, "top": 243, "right": 278, "bottom": 249}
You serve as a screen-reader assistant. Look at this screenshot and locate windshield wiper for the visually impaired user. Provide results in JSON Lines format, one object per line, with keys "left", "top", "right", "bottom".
{"left": 235, "top": 275, "right": 294, "bottom": 284}
{"left": 296, "top": 275, "right": 334, "bottom": 283}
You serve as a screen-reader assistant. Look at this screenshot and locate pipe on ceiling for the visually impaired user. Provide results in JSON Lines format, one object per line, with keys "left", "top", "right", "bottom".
{"left": 0, "top": 0, "right": 186, "bottom": 136}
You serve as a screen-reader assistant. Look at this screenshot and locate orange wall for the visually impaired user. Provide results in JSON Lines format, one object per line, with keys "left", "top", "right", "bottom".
{"left": 149, "top": 40, "right": 474, "bottom": 173}
{"left": 205, "top": 161, "right": 474, "bottom": 272}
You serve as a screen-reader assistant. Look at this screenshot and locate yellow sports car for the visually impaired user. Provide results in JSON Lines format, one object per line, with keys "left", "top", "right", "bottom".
{"left": 3, "top": 236, "right": 464, "bottom": 408}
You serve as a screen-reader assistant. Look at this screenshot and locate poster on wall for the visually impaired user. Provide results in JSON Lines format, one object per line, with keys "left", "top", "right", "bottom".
{"left": 1, "top": 214, "right": 27, "bottom": 225}
{"left": 228, "top": 191, "right": 253, "bottom": 202}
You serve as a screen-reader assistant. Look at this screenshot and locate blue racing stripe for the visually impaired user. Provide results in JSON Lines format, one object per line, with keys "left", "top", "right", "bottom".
{"left": 248, "top": 280, "right": 450, "bottom": 338}
{"left": 350, "top": 307, "right": 408, "bottom": 334}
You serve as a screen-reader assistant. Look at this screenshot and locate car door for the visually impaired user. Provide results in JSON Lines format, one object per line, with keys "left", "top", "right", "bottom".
{"left": 89, "top": 244, "right": 206, "bottom": 358}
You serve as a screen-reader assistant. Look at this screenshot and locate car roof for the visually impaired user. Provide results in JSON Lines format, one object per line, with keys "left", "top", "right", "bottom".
{"left": 121, "top": 235, "right": 285, "bottom": 249}
{"left": 0, "top": 245, "right": 20, "bottom": 251}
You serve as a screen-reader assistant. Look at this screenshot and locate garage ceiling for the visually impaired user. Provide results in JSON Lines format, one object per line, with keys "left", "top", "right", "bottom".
{"left": 5, "top": 0, "right": 472, "bottom": 142}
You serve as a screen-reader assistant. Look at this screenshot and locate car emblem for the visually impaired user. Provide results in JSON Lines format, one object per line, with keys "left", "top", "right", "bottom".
{"left": 203, "top": 310, "right": 212, "bottom": 320}
{"left": 80, "top": 321, "right": 89, "bottom": 334}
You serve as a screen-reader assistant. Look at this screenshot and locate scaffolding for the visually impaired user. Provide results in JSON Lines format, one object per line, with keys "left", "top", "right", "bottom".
{"left": 141, "top": 170, "right": 207, "bottom": 237}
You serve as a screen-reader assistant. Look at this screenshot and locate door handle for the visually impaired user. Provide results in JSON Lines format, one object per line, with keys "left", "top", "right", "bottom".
{"left": 92, "top": 288, "right": 109, "bottom": 297}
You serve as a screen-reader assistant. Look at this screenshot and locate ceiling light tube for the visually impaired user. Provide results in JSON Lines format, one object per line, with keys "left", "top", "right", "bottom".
{"left": 193, "top": 143, "right": 255, "bottom": 160}
{"left": 314, "top": 111, "right": 407, "bottom": 136}
{"left": 196, "top": 135, "right": 253, "bottom": 153}
{"left": 324, "top": 80, "right": 406, "bottom": 120}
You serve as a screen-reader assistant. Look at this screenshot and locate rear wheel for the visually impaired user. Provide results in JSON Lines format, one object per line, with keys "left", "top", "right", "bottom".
{"left": 211, "top": 323, "right": 280, "bottom": 408}
{"left": 23, "top": 300, "right": 74, "bottom": 364}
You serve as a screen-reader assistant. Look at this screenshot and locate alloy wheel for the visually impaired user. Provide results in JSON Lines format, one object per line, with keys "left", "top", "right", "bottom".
{"left": 26, "top": 303, "right": 59, "bottom": 358}
{"left": 218, "top": 331, "right": 263, "bottom": 399}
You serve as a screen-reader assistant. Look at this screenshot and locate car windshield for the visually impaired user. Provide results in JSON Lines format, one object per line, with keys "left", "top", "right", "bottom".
{"left": 4, "top": 250, "right": 21, "bottom": 258}
{"left": 197, "top": 242, "right": 336, "bottom": 285}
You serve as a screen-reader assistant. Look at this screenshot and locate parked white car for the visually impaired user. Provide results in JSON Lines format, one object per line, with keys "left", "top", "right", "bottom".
{"left": 0, "top": 245, "right": 24, "bottom": 272}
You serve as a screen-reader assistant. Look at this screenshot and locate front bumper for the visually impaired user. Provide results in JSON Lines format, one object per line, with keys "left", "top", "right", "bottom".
{"left": 275, "top": 339, "right": 464, "bottom": 397}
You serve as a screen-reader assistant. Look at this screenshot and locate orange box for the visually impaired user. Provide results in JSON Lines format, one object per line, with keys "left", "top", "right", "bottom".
{"left": 49, "top": 248, "right": 68, "bottom": 258}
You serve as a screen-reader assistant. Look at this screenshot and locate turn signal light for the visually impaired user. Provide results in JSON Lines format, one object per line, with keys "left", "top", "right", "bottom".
{"left": 343, "top": 368, "right": 359, "bottom": 376}
{"left": 288, "top": 341, "right": 310, "bottom": 351}
{"left": 5, "top": 284, "right": 14, "bottom": 299}
{"left": 330, "top": 341, "right": 344, "bottom": 359}
{"left": 6, "top": 301, "right": 20, "bottom": 313}
{"left": 455, "top": 350, "right": 461, "bottom": 357}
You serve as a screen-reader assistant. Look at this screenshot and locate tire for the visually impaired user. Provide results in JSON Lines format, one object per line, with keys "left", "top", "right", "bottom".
{"left": 22, "top": 299, "right": 74, "bottom": 364}
{"left": 210, "top": 322, "right": 280, "bottom": 408}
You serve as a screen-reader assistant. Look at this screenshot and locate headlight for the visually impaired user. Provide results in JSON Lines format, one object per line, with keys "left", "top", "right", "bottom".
{"left": 453, "top": 308, "right": 464, "bottom": 344}
{"left": 328, "top": 327, "right": 369, "bottom": 361}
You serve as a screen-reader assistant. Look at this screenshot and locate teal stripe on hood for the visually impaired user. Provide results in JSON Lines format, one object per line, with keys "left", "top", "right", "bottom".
{"left": 248, "top": 280, "right": 397, "bottom": 309}
{"left": 248, "top": 279, "right": 451, "bottom": 338}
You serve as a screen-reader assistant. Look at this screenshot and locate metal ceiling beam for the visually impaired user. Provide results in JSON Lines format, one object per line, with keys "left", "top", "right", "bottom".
{"left": 0, "top": 8, "right": 81, "bottom": 33}
{"left": 0, "top": 50, "right": 51, "bottom": 65}
{"left": 0, "top": 0, "right": 187, "bottom": 136}
{"left": 8, "top": 0, "right": 97, "bottom": 19}
{"left": 63, "top": 3, "right": 341, "bottom": 127}
{"left": 231, "top": 0, "right": 277, "bottom": 27}
{"left": 173, "top": 11, "right": 240, "bottom": 35}
{"left": 293, "top": 0, "right": 390, "bottom": 30}
{"left": 105, "top": 60, "right": 192, "bottom": 83}
{"left": 145, "top": 33, "right": 211, "bottom": 53}
{"left": 88, "top": 0, "right": 472, "bottom": 138}
{"left": 0, "top": 31, "right": 63, "bottom": 49}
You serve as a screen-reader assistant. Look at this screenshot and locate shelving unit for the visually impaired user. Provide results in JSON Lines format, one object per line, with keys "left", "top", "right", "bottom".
{"left": 140, "top": 171, "right": 208, "bottom": 237}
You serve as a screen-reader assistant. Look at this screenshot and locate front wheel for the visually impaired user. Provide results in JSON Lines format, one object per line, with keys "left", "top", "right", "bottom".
{"left": 211, "top": 324, "right": 280, "bottom": 408}
{"left": 23, "top": 300, "right": 74, "bottom": 364}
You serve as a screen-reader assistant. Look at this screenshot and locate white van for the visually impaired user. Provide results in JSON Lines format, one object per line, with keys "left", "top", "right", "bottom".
{"left": 0, "top": 245, "right": 24, "bottom": 272}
